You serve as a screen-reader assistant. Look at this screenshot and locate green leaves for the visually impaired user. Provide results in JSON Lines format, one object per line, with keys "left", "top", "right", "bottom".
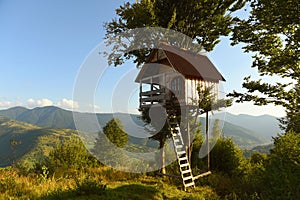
{"left": 197, "top": 83, "right": 232, "bottom": 114}
{"left": 229, "top": 0, "right": 300, "bottom": 131}
{"left": 104, "top": 0, "right": 246, "bottom": 67}
{"left": 102, "top": 118, "right": 129, "bottom": 148}
{"left": 261, "top": 131, "right": 300, "bottom": 199}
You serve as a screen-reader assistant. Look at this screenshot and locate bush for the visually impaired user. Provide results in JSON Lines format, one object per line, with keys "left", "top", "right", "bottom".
{"left": 261, "top": 131, "right": 300, "bottom": 199}
{"left": 210, "top": 138, "right": 244, "bottom": 176}
{"left": 42, "top": 136, "right": 99, "bottom": 175}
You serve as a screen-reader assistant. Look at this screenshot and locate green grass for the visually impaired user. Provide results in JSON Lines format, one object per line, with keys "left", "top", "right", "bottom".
{"left": 0, "top": 166, "right": 220, "bottom": 200}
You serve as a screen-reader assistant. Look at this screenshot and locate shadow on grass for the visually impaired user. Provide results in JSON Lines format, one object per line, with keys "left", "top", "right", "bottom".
{"left": 41, "top": 183, "right": 162, "bottom": 200}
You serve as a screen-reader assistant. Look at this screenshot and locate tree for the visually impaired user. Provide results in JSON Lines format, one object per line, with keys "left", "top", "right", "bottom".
{"left": 140, "top": 106, "right": 170, "bottom": 174}
{"left": 104, "top": 0, "right": 240, "bottom": 174}
{"left": 229, "top": 0, "right": 300, "bottom": 132}
{"left": 197, "top": 84, "right": 232, "bottom": 170}
{"left": 209, "top": 137, "right": 244, "bottom": 176}
{"left": 104, "top": 0, "right": 246, "bottom": 67}
{"left": 102, "top": 118, "right": 128, "bottom": 148}
{"left": 261, "top": 131, "right": 300, "bottom": 199}
{"left": 92, "top": 118, "right": 129, "bottom": 166}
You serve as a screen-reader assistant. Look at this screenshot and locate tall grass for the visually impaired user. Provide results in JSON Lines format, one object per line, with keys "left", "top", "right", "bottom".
{"left": 0, "top": 166, "right": 220, "bottom": 200}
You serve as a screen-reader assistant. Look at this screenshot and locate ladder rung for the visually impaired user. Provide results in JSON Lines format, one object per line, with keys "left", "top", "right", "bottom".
{"left": 184, "top": 182, "right": 195, "bottom": 188}
{"left": 182, "top": 169, "right": 191, "bottom": 174}
{"left": 183, "top": 176, "right": 193, "bottom": 181}
{"left": 180, "top": 163, "right": 189, "bottom": 168}
{"left": 179, "top": 156, "right": 188, "bottom": 161}
{"left": 177, "top": 151, "right": 186, "bottom": 155}
{"left": 176, "top": 145, "right": 183, "bottom": 149}
{"left": 174, "top": 139, "right": 180, "bottom": 143}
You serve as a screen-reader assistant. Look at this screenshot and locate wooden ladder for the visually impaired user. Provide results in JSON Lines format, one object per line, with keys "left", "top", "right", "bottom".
{"left": 169, "top": 116, "right": 195, "bottom": 191}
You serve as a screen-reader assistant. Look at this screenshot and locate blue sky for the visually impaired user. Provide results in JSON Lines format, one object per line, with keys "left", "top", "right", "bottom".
{"left": 0, "top": 0, "right": 285, "bottom": 117}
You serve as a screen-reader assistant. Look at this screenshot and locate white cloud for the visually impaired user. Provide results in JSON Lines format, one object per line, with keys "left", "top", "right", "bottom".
{"left": 88, "top": 104, "right": 100, "bottom": 109}
{"left": 27, "top": 98, "right": 53, "bottom": 107}
{"left": 57, "top": 98, "right": 79, "bottom": 109}
{"left": 0, "top": 101, "right": 14, "bottom": 108}
{"left": 86, "top": 104, "right": 101, "bottom": 112}
{"left": 0, "top": 101, "right": 23, "bottom": 109}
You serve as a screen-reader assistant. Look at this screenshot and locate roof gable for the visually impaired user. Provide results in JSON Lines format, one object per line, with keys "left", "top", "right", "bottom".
{"left": 135, "top": 43, "right": 225, "bottom": 83}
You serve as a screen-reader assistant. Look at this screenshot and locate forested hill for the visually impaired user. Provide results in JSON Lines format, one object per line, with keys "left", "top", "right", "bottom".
{"left": 0, "top": 106, "right": 272, "bottom": 148}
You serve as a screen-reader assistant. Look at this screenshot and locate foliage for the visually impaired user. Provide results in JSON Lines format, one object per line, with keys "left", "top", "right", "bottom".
{"left": 45, "top": 136, "right": 98, "bottom": 173}
{"left": 105, "top": 0, "right": 246, "bottom": 67}
{"left": 209, "top": 137, "right": 245, "bottom": 176}
{"left": 229, "top": 0, "right": 300, "bottom": 131}
{"left": 92, "top": 118, "right": 129, "bottom": 167}
{"left": 197, "top": 84, "right": 232, "bottom": 115}
{"left": 261, "top": 131, "right": 300, "bottom": 199}
{"left": 191, "top": 132, "right": 205, "bottom": 170}
{"left": 102, "top": 118, "right": 129, "bottom": 148}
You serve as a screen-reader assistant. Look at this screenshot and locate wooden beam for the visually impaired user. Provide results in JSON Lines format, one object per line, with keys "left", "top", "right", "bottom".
{"left": 193, "top": 171, "right": 211, "bottom": 180}
{"left": 140, "top": 94, "right": 166, "bottom": 103}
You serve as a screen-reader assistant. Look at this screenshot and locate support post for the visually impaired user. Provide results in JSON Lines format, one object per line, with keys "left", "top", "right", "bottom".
{"left": 206, "top": 111, "right": 210, "bottom": 171}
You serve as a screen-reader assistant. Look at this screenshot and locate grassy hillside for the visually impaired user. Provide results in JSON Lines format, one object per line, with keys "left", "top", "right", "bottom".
{"left": 0, "top": 116, "right": 78, "bottom": 167}
{"left": 0, "top": 166, "right": 219, "bottom": 200}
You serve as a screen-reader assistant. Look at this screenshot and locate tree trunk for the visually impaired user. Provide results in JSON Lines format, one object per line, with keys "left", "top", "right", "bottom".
{"left": 206, "top": 111, "right": 210, "bottom": 170}
{"left": 160, "top": 140, "right": 166, "bottom": 174}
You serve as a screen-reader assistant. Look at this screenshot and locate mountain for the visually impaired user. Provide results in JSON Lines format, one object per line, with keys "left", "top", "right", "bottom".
{"left": 214, "top": 112, "right": 283, "bottom": 141}
{"left": 0, "top": 106, "right": 269, "bottom": 148}
{"left": 0, "top": 115, "right": 79, "bottom": 167}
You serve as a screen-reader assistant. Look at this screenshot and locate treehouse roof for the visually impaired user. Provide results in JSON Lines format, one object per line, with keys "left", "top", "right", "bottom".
{"left": 135, "top": 43, "right": 225, "bottom": 83}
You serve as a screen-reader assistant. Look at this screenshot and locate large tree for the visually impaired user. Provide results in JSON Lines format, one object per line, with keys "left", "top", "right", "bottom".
{"left": 229, "top": 0, "right": 300, "bottom": 132}
{"left": 105, "top": 0, "right": 246, "bottom": 66}
{"left": 104, "top": 0, "right": 242, "bottom": 174}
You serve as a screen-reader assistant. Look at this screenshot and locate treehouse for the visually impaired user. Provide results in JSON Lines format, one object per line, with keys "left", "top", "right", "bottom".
{"left": 135, "top": 43, "right": 226, "bottom": 190}
{"left": 135, "top": 43, "right": 225, "bottom": 111}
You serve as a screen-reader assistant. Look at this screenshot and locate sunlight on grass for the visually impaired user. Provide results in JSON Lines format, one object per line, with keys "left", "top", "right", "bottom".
{"left": 0, "top": 166, "right": 219, "bottom": 200}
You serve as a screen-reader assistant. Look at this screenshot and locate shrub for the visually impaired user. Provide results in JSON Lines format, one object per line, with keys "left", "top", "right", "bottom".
{"left": 261, "top": 131, "right": 300, "bottom": 199}
{"left": 43, "top": 136, "right": 99, "bottom": 174}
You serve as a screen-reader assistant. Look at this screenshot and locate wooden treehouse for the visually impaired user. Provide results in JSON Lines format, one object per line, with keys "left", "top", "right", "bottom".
{"left": 135, "top": 43, "right": 225, "bottom": 190}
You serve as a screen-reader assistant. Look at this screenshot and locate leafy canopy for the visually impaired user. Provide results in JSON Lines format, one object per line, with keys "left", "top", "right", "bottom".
{"left": 228, "top": 0, "right": 300, "bottom": 131}
{"left": 105, "top": 0, "right": 246, "bottom": 66}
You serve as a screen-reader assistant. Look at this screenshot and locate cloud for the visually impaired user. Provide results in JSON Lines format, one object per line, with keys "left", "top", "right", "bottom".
{"left": 0, "top": 101, "right": 23, "bottom": 109}
{"left": 27, "top": 98, "right": 53, "bottom": 107}
{"left": 57, "top": 99, "right": 79, "bottom": 109}
{"left": 86, "top": 104, "right": 101, "bottom": 112}
{"left": 0, "top": 101, "right": 14, "bottom": 108}
{"left": 88, "top": 104, "right": 101, "bottom": 110}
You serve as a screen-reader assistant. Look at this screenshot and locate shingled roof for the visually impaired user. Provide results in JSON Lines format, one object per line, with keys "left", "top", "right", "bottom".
{"left": 135, "top": 43, "right": 225, "bottom": 83}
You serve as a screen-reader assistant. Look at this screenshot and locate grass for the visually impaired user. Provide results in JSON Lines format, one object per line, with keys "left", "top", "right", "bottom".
{"left": 0, "top": 166, "right": 220, "bottom": 200}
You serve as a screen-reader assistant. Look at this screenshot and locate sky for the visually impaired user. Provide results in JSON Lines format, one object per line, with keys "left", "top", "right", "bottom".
{"left": 0, "top": 0, "right": 286, "bottom": 117}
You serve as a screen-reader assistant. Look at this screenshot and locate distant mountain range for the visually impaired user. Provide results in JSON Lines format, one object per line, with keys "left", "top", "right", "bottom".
{"left": 214, "top": 112, "right": 283, "bottom": 140}
{"left": 0, "top": 106, "right": 280, "bottom": 149}
{"left": 0, "top": 106, "right": 282, "bottom": 166}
